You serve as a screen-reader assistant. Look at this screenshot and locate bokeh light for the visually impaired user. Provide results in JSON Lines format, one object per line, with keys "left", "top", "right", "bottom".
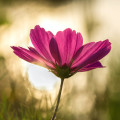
{"left": 0, "top": 0, "right": 120, "bottom": 120}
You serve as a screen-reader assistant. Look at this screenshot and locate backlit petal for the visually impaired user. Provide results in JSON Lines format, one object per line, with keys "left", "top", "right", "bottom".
{"left": 73, "top": 32, "right": 83, "bottom": 54}
{"left": 72, "top": 39, "right": 111, "bottom": 69}
{"left": 11, "top": 46, "right": 54, "bottom": 68}
{"left": 49, "top": 38, "right": 61, "bottom": 65}
{"left": 78, "top": 61, "right": 104, "bottom": 72}
{"left": 30, "top": 25, "right": 54, "bottom": 62}
{"left": 55, "top": 28, "right": 78, "bottom": 65}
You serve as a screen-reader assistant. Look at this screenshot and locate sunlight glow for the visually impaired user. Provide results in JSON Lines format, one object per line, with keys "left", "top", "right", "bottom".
{"left": 27, "top": 63, "right": 60, "bottom": 91}
{"left": 39, "top": 17, "right": 75, "bottom": 34}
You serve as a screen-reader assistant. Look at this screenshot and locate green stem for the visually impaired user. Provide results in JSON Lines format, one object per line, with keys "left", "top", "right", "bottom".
{"left": 51, "top": 78, "right": 64, "bottom": 120}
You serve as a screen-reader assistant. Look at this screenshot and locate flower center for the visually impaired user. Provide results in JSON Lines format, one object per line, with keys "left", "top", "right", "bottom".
{"left": 56, "top": 65, "right": 71, "bottom": 79}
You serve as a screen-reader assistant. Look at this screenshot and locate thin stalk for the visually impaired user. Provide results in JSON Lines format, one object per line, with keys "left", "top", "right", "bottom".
{"left": 51, "top": 78, "right": 64, "bottom": 120}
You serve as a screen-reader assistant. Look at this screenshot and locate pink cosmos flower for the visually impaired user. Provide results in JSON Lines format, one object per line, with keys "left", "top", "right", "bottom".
{"left": 11, "top": 25, "right": 111, "bottom": 79}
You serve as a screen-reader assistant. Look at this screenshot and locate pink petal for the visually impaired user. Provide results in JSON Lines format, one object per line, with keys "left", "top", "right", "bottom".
{"left": 30, "top": 25, "right": 54, "bottom": 63}
{"left": 55, "top": 28, "right": 82, "bottom": 65}
{"left": 28, "top": 47, "right": 44, "bottom": 58}
{"left": 49, "top": 38, "right": 61, "bottom": 65}
{"left": 73, "top": 42, "right": 95, "bottom": 62}
{"left": 72, "top": 39, "right": 111, "bottom": 69}
{"left": 74, "top": 32, "right": 83, "bottom": 54}
{"left": 78, "top": 61, "right": 104, "bottom": 72}
{"left": 11, "top": 46, "right": 35, "bottom": 62}
{"left": 47, "top": 31, "right": 54, "bottom": 37}
{"left": 11, "top": 46, "right": 54, "bottom": 69}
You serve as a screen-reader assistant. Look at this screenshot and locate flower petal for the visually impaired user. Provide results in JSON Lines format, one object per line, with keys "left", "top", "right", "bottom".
{"left": 49, "top": 37, "right": 61, "bottom": 65}
{"left": 74, "top": 32, "right": 83, "bottom": 54}
{"left": 28, "top": 47, "right": 44, "bottom": 58}
{"left": 78, "top": 61, "right": 104, "bottom": 72}
{"left": 72, "top": 39, "right": 111, "bottom": 69}
{"left": 73, "top": 42, "right": 95, "bottom": 62}
{"left": 55, "top": 28, "right": 82, "bottom": 65}
{"left": 11, "top": 46, "right": 54, "bottom": 68}
{"left": 30, "top": 25, "right": 54, "bottom": 62}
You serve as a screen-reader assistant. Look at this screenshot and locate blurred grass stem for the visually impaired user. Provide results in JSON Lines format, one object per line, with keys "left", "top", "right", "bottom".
{"left": 51, "top": 78, "right": 64, "bottom": 120}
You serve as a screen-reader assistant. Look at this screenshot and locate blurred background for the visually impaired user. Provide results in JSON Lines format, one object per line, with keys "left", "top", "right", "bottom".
{"left": 0, "top": 0, "right": 119, "bottom": 120}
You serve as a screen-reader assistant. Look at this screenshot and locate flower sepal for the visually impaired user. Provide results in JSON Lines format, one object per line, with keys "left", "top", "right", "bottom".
{"left": 55, "top": 64, "right": 72, "bottom": 79}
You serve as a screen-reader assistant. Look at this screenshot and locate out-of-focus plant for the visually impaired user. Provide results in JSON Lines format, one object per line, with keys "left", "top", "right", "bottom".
{"left": 107, "top": 53, "right": 120, "bottom": 120}
{"left": 0, "top": 14, "right": 9, "bottom": 26}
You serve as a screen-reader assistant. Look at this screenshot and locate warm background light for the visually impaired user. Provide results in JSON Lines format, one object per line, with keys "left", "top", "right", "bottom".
{"left": 0, "top": 0, "right": 119, "bottom": 120}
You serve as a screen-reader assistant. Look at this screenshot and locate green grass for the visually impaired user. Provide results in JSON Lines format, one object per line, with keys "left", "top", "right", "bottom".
{"left": 0, "top": 95, "right": 52, "bottom": 120}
